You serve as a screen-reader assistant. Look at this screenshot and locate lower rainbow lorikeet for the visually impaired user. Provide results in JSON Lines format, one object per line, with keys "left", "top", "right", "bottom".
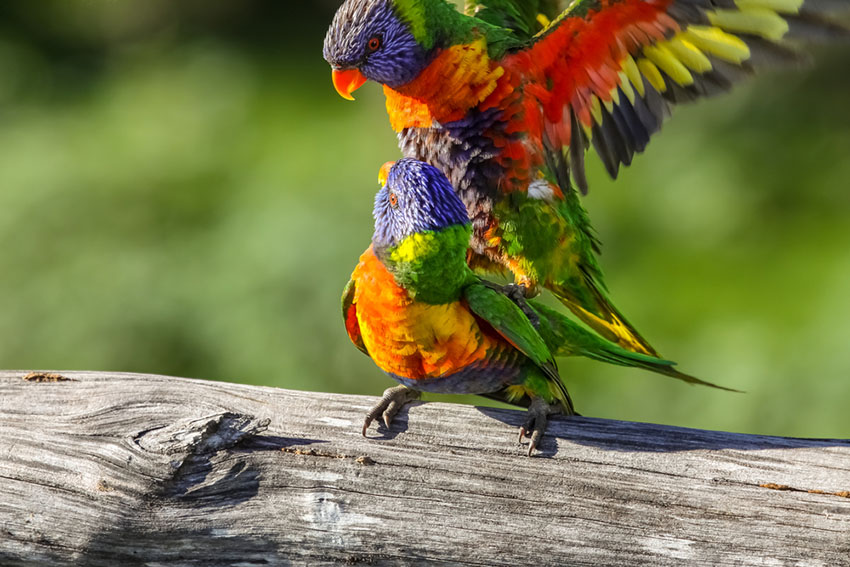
{"left": 324, "top": 0, "right": 848, "bottom": 358}
{"left": 343, "top": 159, "right": 732, "bottom": 455}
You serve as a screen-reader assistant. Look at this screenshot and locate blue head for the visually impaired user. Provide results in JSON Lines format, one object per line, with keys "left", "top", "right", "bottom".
{"left": 323, "top": 0, "right": 433, "bottom": 91}
{"left": 372, "top": 159, "right": 469, "bottom": 251}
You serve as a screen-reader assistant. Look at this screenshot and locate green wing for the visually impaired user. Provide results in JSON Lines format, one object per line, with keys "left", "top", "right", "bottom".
{"left": 529, "top": 300, "right": 740, "bottom": 392}
{"left": 463, "top": 282, "right": 559, "bottom": 383}
{"left": 464, "top": 0, "right": 560, "bottom": 41}
{"left": 342, "top": 279, "right": 369, "bottom": 356}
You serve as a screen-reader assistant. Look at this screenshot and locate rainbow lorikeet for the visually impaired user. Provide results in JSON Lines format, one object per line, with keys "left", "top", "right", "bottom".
{"left": 343, "top": 159, "right": 731, "bottom": 455}
{"left": 323, "top": 0, "right": 847, "bottom": 357}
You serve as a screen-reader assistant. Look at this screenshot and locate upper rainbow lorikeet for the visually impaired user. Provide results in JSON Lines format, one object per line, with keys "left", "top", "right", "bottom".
{"left": 344, "top": 158, "right": 731, "bottom": 455}
{"left": 324, "top": 0, "right": 848, "bottom": 357}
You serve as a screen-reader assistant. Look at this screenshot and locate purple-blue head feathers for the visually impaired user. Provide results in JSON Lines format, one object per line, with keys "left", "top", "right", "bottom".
{"left": 323, "top": 0, "right": 431, "bottom": 88}
{"left": 373, "top": 159, "right": 469, "bottom": 250}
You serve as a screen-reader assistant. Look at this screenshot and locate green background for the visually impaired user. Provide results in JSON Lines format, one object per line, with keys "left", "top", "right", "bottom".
{"left": 0, "top": 1, "right": 848, "bottom": 438}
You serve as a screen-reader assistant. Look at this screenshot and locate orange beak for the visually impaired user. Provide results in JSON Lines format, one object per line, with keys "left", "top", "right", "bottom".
{"left": 378, "top": 161, "right": 396, "bottom": 186}
{"left": 331, "top": 68, "right": 367, "bottom": 101}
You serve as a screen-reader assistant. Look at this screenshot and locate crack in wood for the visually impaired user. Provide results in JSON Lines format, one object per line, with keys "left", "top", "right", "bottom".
{"left": 759, "top": 482, "right": 850, "bottom": 499}
{"left": 22, "top": 371, "right": 74, "bottom": 382}
{"left": 134, "top": 413, "right": 268, "bottom": 458}
{"left": 155, "top": 414, "right": 269, "bottom": 498}
{"left": 280, "top": 446, "right": 376, "bottom": 466}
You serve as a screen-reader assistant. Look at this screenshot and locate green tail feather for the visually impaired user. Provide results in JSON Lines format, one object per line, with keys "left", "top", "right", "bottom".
{"left": 529, "top": 302, "right": 740, "bottom": 392}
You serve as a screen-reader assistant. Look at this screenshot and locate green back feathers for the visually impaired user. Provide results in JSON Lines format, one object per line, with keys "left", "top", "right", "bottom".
{"left": 384, "top": 223, "right": 476, "bottom": 304}
{"left": 393, "top": 0, "right": 473, "bottom": 50}
{"left": 463, "top": 0, "right": 560, "bottom": 40}
{"left": 393, "top": 0, "right": 523, "bottom": 57}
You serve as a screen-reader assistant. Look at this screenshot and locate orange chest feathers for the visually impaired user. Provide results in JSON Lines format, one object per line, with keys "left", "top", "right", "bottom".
{"left": 350, "top": 248, "right": 497, "bottom": 380}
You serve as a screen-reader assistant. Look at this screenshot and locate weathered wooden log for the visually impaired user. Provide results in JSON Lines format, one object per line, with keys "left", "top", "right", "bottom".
{"left": 0, "top": 370, "right": 848, "bottom": 566}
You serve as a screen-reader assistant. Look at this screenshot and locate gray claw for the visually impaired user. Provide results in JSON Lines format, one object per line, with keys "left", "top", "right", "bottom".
{"left": 518, "top": 397, "right": 559, "bottom": 457}
{"left": 363, "top": 385, "right": 421, "bottom": 436}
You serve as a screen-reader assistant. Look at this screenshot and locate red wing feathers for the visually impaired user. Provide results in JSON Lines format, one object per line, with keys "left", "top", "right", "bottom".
{"left": 505, "top": 0, "right": 848, "bottom": 192}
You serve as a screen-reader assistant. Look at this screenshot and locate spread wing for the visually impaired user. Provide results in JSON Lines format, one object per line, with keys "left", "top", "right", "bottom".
{"left": 463, "top": 282, "right": 560, "bottom": 383}
{"left": 464, "top": 0, "right": 562, "bottom": 40}
{"left": 506, "top": 0, "right": 849, "bottom": 193}
{"left": 342, "top": 279, "right": 369, "bottom": 356}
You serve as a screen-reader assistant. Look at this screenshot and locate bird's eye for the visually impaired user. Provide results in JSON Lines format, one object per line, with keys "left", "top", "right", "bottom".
{"left": 367, "top": 36, "right": 381, "bottom": 53}
{"left": 388, "top": 192, "right": 398, "bottom": 208}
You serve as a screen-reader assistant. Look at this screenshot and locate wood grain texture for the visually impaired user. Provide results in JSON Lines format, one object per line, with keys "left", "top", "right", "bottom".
{"left": 0, "top": 370, "right": 848, "bottom": 566}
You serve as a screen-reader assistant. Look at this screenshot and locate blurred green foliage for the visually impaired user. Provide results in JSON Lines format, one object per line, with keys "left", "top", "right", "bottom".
{"left": 0, "top": 1, "right": 848, "bottom": 438}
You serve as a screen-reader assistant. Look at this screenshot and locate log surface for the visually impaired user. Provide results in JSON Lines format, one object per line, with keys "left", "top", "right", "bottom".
{"left": 0, "top": 370, "right": 848, "bottom": 566}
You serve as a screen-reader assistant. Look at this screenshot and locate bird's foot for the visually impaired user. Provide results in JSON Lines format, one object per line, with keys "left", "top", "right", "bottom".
{"left": 518, "top": 397, "right": 573, "bottom": 456}
{"left": 362, "top": 385, "right": 421, "bottom": 436}
{"left": 485, "top": 282, "right": 541, "bottom": 330}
